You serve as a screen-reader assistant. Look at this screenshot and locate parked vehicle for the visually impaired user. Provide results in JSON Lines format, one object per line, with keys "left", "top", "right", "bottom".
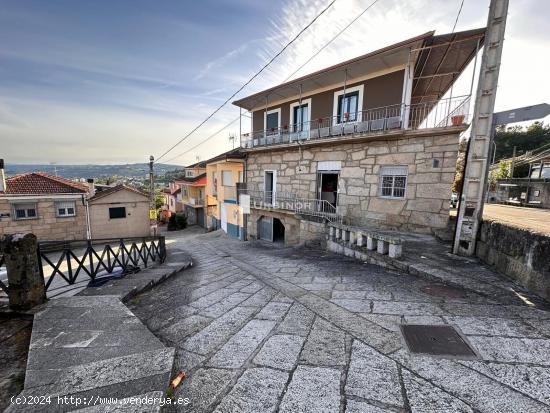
{"left": 450, "top": 193, "right": 458, "bottom": 208}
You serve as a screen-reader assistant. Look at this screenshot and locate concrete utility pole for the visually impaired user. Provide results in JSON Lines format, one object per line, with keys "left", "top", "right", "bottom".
{"left": 453, "top": 0, "right": 509, "bottom": 256}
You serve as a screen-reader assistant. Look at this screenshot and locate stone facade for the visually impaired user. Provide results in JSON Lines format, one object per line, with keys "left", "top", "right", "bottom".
{"left": 245, "top": 130, "right": 460, "bottom": 240}
{"left": 0, "top": 197, "right": 87, "bottom": 241}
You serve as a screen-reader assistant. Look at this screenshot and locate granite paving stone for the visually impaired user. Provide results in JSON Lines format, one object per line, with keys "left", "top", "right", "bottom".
{"left": 208, "top": 319, "right": 276, "bottom": 368}
{"left": 182, "top": 306, "right": 257, "bottom": 355}
{"left": 276, "top": 302, "right": 315, "bottom": 336}
{"left": 345, "top": 340, "right": 403, "bottom": 408}
{"left": 176, "top": 368, "right": 236, "bottom": 413}
{"left": 253, "top": 334, "right": 305, "bottom": 370}
{"left": 255, "top": 301, "right": 292, "bottom": 321}
{"left": 213, "top": 368, "right": 288, "bottom": 413}
{"left": 279, "top": 366, "right": 341, "bottom": 413}
{"left": 299, "top": 318, "right": 347, "bottom": 367}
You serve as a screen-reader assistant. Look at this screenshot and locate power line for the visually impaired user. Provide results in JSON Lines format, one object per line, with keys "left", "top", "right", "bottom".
{"left": 283, "top": 0, "right": 381, "bottom": 82}
{"left": 162, "top": 116, "right": 241, "bottom": 164}
{"left": 155, "top": 0, "right": 337, "bottom": 162}
{"left": 451, "top": 0, "right": 465, "bottom": 33}
{"left": 165, "top": 0, "right": 384, "bottom": 164}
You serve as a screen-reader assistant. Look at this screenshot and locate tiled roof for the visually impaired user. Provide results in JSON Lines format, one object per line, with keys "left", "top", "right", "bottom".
{"left": 188, "top": 176, "right": 207, "bottom": 187}
{"left": 88, "top": 184, "right": 149, "bottom": 202}
{"left": 1, "top": 172, "right": 88, "bottom": 195}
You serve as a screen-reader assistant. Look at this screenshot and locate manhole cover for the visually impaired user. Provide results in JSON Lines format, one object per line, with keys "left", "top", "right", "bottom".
{"left": 421, "top": 283, "right": 467, "bottom": 299}
{"left": 401, "top": 324, "right": 477, "bottom": 358}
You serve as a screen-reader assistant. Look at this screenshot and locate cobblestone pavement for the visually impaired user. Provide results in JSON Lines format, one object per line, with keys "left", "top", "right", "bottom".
{"left": 129, "top": 228, "right": 550, "bottom": 413}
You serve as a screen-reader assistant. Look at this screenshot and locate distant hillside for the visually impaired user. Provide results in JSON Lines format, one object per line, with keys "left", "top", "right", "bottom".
{"left": 4, "top": 163, "right": 183, "bottom": 180}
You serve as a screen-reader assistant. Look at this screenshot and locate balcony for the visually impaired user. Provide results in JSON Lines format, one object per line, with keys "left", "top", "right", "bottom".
{"left": 238, "top": 189, "right": 343, "bottom": 224}
{"left": 241, "top": 96, "right": 470, "bottom": 149}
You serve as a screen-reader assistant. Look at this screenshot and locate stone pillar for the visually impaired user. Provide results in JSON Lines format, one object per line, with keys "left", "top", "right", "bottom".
{"left": 349, "top": 231, "right": 356, "bottom": 246}
{"left": 366, "top": 236, "right": 376, "bottom": 250}
{"left": 377, "top": 240, "right": 389, "bottom": 255}
{"left": 389, "top": 244, "right": 403, "bottom": 259}
{"left": 1, "top": 233, "right": 46, "bottom": 310}
{"left": 335, "top": 228, "right": 342, "bottom": 240}
{"left": 356, "top": 233, "right": 364, "bottom": 247}
{"left": 329, "top": 226, "right": 335, "bottom": 241}
{"left": 343, "top": 230, "right": 350, "bottom": 243}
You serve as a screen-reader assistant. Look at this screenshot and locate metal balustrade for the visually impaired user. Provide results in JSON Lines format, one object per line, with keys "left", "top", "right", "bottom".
{"left": 239, "top": 189, "right": 343, "bottom": 223}
{"left": 241, "top": 95, "right": 470, "bottom": 149}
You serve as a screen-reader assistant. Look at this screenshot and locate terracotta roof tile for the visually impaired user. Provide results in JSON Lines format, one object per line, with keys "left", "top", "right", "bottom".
{"left": 88, "top": 184, "right": 149, "bottom": 202}
{"left": 1, "top": 172, "right": 88, "bottom": 195}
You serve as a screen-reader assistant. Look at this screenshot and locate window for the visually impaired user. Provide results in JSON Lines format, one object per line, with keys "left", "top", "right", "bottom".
{"left": 55, "top": 201, "right": 76, "bottom": 217}
{"left": 333, "top": 84, "right": 364, "bottom": 124}
{"left": 183, "top": 187, "right": 188, "bottom": 197}
{"left": 13, "top": 202, "right": 37, "bottom": 220}
{"left": 109, "top": 207, "right": 126, "bottom": 219}
{"left": 222, "top": 170, "right": 233, "bottom": 186}
{"left": 185, "top": 170, "right": 194, "bottom": 177}
{"left": 238, "top": 171, "right": 244, "bottom": 183}
{"left": 292, "top": 104, "right": 309, "bottom": 132}
{"left": 380, "top": 166, "right": 408, "bottom": 198}
{"left": 337, "top": 91, "right": 359, "bottom": 123}
{"left": 264, "top": 108, "right": 281, "bottom": 134}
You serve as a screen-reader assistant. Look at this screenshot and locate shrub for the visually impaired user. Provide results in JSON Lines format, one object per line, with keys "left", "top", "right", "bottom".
{"left": 175, "top": 213, "right": 187, "bottom": 230}
{"left": 167, "top": 214, "right": 177, "bottom": 231}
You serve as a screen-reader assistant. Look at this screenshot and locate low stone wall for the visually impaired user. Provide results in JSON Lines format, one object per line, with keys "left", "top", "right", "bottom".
{"left": 476, "top": 220, "right": 550, "bottom": 301}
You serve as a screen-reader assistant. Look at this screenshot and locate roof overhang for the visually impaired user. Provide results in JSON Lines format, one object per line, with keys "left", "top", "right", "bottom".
{"left": 233, "top": 28, "right": 485, "bottom": 112}
{"left": 411, "top": 27, "right": 486, "bottom": 104}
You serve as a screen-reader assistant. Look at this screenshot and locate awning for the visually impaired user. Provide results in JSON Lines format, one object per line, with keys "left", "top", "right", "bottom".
{"left": 233, "top": 28, "right": 485, "bottom": 112}
{"left": 411, "top": 27, "right": 486, "bottom": 104}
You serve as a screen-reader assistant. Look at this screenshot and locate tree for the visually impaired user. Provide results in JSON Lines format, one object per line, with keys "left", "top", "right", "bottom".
{"left": 488, "top": 159, "right": 511, "bottom": 191}
{"left": 154, "top": 190, "right": 165, "bottom": 210}
{"left": 493, "top": 121, "right": 550, "bottom": 162}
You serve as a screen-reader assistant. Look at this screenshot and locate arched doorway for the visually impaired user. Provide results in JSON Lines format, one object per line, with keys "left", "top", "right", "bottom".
{"left": 257, "top": 215, "right": 285, "bottom": 243}
{"left": 273, "top": 218, "right": 285, "bottom": 243}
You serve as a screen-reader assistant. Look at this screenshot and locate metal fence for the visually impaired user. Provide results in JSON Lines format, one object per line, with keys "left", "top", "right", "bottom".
{"left": 239, "top": 189, "right": 343, "bottom": 223}
{"left": 241, "top": 95, "right": 470, "bottom": 149}
{"left": 0, "top": 236, "right": 166, "bottom": 297}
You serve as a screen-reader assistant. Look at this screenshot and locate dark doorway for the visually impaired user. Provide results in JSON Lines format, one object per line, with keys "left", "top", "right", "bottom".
{"left": 265, "top": 171, "right": 275, "bottom": 204}
{"left": 318, "top": 172, "right": 339, "bottom": 208}
{"left": 273, "top": 218, "right": 285, "bottom": 243}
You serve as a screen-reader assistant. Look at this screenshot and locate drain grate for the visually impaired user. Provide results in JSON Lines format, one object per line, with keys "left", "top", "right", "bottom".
{"left": 401, "top": 324, "right": 477, "bottom": 358}
{"left": 420, "top": 283, "right": 467, "bottom": 299}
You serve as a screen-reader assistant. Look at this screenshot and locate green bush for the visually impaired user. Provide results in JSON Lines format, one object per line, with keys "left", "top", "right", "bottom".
{"left": 167, "top": 214, "right": 177, "bottom": 231}
{"left": 175, "top": 214, "right": 187, "bottom": 230}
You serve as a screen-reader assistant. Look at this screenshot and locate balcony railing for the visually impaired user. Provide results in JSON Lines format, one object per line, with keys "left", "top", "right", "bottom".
{"left": 238, "top": 189, "right": 343, "bottom": 224}
{"left": 241, "top": 95, "right": 470, "bottom": 149}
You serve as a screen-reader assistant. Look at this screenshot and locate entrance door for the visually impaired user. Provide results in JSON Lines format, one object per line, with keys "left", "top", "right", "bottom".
{"left": 258, "top": 216, "right": 273, "bottom": 241}
{"left": 197, "top": 208, "right": 205, "bottom": 227}
{"left": 221, "top": 205, "right": 228, "bottom": 232}
{"left": 317, "top": 172, "right": 339, "bottom": 210}
{"left": 264, "top": 171, "right": 276, "bottom": 205}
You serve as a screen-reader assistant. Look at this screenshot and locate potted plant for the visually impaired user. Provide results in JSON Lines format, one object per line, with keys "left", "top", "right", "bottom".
{"left": 344, "top": 112, "right": 350, "bottom": 121}
{"left": 451, "top": 114, "right": 465, "bottom": 126}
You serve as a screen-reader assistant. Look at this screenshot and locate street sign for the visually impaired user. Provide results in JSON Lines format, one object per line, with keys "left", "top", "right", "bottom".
{"left": 493, "top": 103, "right": 550, "bottom": 125}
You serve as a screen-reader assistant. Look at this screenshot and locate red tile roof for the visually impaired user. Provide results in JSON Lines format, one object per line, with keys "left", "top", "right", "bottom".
{"left": 1, "top": 172, "right": 88, "bottom": 195}
{"left": 88, "top": 184, "right": 149, "bottom": 202}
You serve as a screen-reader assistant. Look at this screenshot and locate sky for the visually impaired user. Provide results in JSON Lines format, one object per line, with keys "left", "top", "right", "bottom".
{"left": 1, "top": 0, "right": 549, "bottom": 166}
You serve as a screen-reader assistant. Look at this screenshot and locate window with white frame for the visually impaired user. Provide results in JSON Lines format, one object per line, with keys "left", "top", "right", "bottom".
{"left": 333, "top": 84, "right": 364, "bottom": 124}
{"left": 379, "top": 166, "right": 408, "bottom": 198}
{"left": 12, "top": 202, "right": 38, "bottom": 220}
{"left": 185, "top": 170, "right": 194, "bottom": 177}
{"left": 222, "top": 170, "right": 233, "bottom": 186}
{"left": 55, "top": 201, "right": 76, "bottom": 217}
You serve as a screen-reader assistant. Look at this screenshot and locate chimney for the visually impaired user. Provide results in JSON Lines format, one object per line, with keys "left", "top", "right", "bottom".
{"left": 86, "top": 178, "right": 95, "bottom": 197}
{"left": 0, "top": 159, "right": 6, "bottom": 193}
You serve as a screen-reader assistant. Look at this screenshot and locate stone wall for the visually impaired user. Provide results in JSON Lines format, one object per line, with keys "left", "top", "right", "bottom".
{"left": 476, "top": 219, "right": 550, "bottom": 301}
{"left": 0, "top": 198, "right": 87, "bottom": 241}
{"left": 246, "top": 132, "right": 459, "bottom": 234}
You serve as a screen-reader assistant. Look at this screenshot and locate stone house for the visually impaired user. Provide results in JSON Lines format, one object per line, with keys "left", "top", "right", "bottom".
{"left": 232, "top": 28, "right": 485, "bottom": 245}
{"left": 0, "top": 164, "right": 89, "bottom": 241}
{"left": 88, "top": 184, "right": 151, "bottom": 239}
{"left": 204, "top": 149, "right": 245, "bottom": 238}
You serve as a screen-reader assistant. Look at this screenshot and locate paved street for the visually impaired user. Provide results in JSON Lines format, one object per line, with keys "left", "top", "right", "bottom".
{"left": 450, "top": 204, "right": 550, "bottom": 235}
{"left": 129, "top": 228, "right": 550, "bottom": 413}
{"left": 483, "top": 204, "right": 550, "bottom": 235}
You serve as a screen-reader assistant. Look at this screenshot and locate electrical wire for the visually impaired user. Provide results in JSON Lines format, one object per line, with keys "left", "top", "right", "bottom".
{"left": 167, "top": 0, "right": 384, "bottom": 164}
{"left": 155, "top": 0, "right": 337, "bottom": 163}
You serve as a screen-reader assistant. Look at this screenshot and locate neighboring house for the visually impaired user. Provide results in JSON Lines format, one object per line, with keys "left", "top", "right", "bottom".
{"left": 164, "top": 183, "right": 182, "bottom": 214}
{"left": 205, "top": 149, "right": 245, "bottom": 238}
{"left": 177, "top": 174, "right": 207, "bottom": 227}
{"left": 232, "top": 28, "right": 484, "bottom": 245}
{"left": 493, "top": 156, "right": 550, "bottom": 208}
{"left": 0, "top": 163, "right": 89, "bottom": 241}
{"left": 88, "top": 184, "right": 150, "bottom": 239}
